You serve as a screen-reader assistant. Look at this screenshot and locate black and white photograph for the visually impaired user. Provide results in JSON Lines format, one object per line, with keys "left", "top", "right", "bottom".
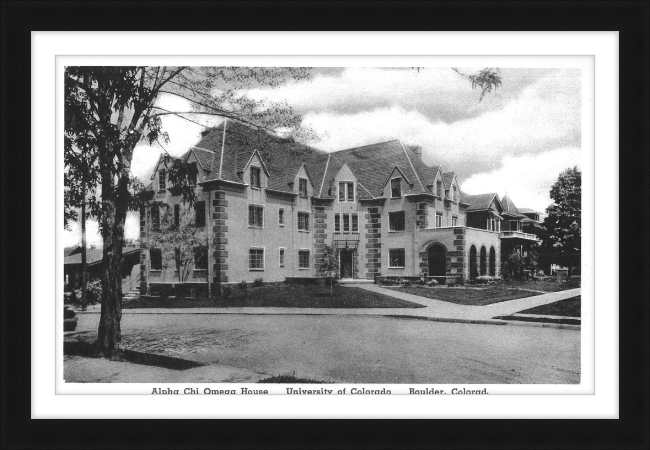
{"left": 61, "top": 61, "right": 586, "bottom": 389}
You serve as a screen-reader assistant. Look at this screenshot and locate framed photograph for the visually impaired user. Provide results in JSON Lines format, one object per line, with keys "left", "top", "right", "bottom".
{"left": 2, "top": 1, "right": 648, "bottom": 448}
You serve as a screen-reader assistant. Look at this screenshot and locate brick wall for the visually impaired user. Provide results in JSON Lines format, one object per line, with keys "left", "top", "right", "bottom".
{"left": 212, "top": 191, "right": 228, "bottom": 293}
{"left": 312, "top": 203, "right": 330, "bottom": 276}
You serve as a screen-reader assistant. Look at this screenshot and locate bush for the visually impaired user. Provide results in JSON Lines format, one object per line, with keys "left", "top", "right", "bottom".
{"left": 427, "top": 279, "right": 439, "bottom": 287}
{"left": 402, "top": 280, "right": 413, "bottom": 288}
{"left": 222, "top": 285, "right": 233, "bottom": 297}
{"left": 252, "top": 277, "right": 264, "bottom": 287}
{"left": 238, "top": 281, "right": 248, "bottom": 290}
{"left": 69, "top": 279, "right": 102, "bottom": 304}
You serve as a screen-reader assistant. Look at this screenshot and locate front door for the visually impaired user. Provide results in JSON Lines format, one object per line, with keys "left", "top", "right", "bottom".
{"left": 340, "top": 250, "right": 353, "bottom": 279}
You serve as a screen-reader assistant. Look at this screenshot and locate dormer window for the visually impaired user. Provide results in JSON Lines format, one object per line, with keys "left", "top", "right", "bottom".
{"left": 436, "top": 180, "right": 442, "bottom": 197}
{"left": 390, "top": 178, "right": 402, "bottom": 198}
{"left": 158, "top": 169, "right": 166, "bottom": 191}
{"left": 299, "top": 178, "right": 308, "bottom": 198}
{"left": 338, "top": 182, "right": 354, "bottom": 202}
{"left": 187, "top": 162, "right": 198, "bottom": 186}
{"left": 250, "top": 166, "right": 261, "bottom": 189}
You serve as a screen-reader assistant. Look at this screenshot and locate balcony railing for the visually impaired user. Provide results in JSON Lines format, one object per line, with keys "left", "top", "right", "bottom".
{"left": 500, "top": 231, "right": 539, "bottom": 241}
{"left": 332, "top": 232, "right": 361, "bottom": 249}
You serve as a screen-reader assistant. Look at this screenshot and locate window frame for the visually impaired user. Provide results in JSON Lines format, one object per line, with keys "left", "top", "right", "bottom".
{"left": 194, "top": 200, "right": 206, "bottom": 227}
{"left": 187, "top": 162, "right": 198, "bottom": 186}
{"left": 298, "top": 249, "right": 310, "bottom": 270}
{"left": 390, "top": 177, "right": 402, "bottom": 198}
{"left": 298, "top": 177, "right": 308, "bottom": 198}
{"left": 388, "top": 248, "right": 406, "bottom": 269}
{"left": 193, "top": 245, "right": 208, "bottom": 270}
{"left": 343, "top": 213, "right": 350, "bottom": 233}
{"left": 351, "top": 213, "right": 359, "bottom": 232}
{"left": 388, "top": 211, "right": 406, "bottom": 232}
{"left": 158, "top": 169, "right": 166, "bottom": 191}
{"left": 334, "top": 213, "right": 341, "bottom": 232}
{"left": 173, "top": 204, "right": 180, "bottom": 227}
{"left": 279, "top": 247, "right": 285, "bottom": 268}
{"left": 278, "top": 207, "right": 285, "bottom": 227}
{"left": 151, "top": 204, "right": 160, "bottom": 230}
{"left": 435, "top": 212, "right": 443, "bottom": 228}
{"left": 338, "top": 181, "right": 355, "bottom": 202}
{"left": 149, "top": 248, "right": 163, "bottom": 271}
{"left": 452, "top": 215, "right": 458, "bottom": 227}
{"left": 248, "top": 204, "right": 264, "bottom": 228}
{"left": 298, "top": 211, "right": 310, "bottom": 232}
{"left": 250, "top": 166, "right": 261, "bottom": 189}
{"left": 248, "top": 247, "right": 265, "bottom": 271}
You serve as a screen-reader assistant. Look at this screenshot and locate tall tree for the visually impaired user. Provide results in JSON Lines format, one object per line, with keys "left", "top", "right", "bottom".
{"left": 64, "top": 66, "right": 312, "bottom": 357}
{"left": 540, "top": 167, "right": 581, "bottom": 278}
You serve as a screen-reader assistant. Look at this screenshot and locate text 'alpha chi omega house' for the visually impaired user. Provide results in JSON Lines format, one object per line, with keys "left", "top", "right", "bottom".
{"left": 139, "top": 120, "right": 540, "bottom": 296}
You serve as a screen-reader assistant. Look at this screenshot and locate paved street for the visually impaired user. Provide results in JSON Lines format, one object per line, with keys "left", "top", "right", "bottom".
{"left": 69, "top": 312, "right": 580, "bottom": 384}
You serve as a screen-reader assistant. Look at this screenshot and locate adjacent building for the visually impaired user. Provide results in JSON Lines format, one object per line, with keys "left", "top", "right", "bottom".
{"left": 139, "top": 121, "right": 537, "bottom": 295}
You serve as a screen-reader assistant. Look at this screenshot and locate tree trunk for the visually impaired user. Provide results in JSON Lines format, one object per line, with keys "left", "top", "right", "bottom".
{"left": 81, "top": 200, "right": 88, "bottom": 311}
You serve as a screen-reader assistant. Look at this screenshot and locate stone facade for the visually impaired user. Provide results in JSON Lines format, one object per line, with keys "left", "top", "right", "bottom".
{"left": 364, "top": 205, "right": 382, "bottom": 279}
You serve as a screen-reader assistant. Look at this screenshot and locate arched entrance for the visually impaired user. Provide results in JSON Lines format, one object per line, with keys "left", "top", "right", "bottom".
{"left": 427, "top": 243, "right": 446, "bottom": 278}
{"left": 480, "top": 246, "right": 487, "bottom": 276}
{"left": 489, "top": 247, "right": 496, "bottom": 276}
{"left": 469, "top": 245, "right": 478, "bottom": 280}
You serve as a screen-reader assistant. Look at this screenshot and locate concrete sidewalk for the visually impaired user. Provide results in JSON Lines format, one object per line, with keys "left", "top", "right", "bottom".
{"left": 76, "top": 285, "right": 580, "bottom": 329}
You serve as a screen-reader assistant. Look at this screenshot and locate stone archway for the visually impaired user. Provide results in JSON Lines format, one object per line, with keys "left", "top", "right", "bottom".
{"left": 469, "top": 245, "right": 478, "bottom": 280}
{"left": 427, "top": 243, "right": 446, "bottom": 278}
{"left": 489, "top": 247, "right": 496, "bottom": 276}
{"left": 480, "top": 246, "right": 487, "bottom": 276}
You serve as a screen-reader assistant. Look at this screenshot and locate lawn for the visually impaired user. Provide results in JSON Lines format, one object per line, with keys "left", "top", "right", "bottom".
{"left": 124, "top": 284, "right": 424, "bottom": 309}
{"left": 501, "top": 279, "right": 581, "bottom": 293}
{"left": 393, "top": 285, "right": 541, "bottom": 306}
{"left": 516, "top": 296, "right": 581, "bottom": 317}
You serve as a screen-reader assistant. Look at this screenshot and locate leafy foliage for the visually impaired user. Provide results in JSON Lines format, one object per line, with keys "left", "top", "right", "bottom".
{"left": 320, "top": 244, "right": 339, "bottom": 296}
{"left": 152, "top": 205, "right": 206, "bottom": 282}
{"left": 452, "top": 67, "right": 502, "bottom": 102}
{"left": 540, "top": 167, "right": 581, "bottom": 277}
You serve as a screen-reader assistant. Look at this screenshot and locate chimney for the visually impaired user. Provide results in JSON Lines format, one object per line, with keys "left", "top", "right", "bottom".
{"left": 408, "top": 145, "right": 423, "bottom": 161}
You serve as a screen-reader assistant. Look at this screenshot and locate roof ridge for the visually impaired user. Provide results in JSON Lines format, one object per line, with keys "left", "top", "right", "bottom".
{"left": 399, "top": 140, "right": 426, "bottom": 192}
{"left": 318, "top": 154, "right": 331, "bottom": 198}
{"left": 330, "top": 139, "right": 400, "bottom": 154}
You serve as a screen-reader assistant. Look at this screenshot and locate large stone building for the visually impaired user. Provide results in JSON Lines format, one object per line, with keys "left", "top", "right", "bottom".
{"left": 139, "top": 121, "right": 536, "bottom": 296}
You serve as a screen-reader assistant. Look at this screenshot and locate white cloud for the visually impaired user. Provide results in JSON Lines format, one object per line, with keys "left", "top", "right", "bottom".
{"left": 63, "top": 213, "right": 140, "bottom": 248}
{"left": 461, "top": 147, "right": 581, "bottom": 213}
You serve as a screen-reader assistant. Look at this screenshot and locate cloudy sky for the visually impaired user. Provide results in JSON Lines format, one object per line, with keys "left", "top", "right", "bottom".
{"left": 64, "top": 66, "right": 582, "bottom": 247}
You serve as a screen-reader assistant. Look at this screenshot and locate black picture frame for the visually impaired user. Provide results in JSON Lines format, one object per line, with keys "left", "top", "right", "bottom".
{"left": 2, "top": 1, "right": 648, "bottom": 448}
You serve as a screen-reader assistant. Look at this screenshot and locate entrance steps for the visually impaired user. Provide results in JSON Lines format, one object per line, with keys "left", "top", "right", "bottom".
{"left": 123, "top": 289, "right": 140, "bottom": 300}
{"left": 338, "top": 278, "right": 374, "bottom": 285}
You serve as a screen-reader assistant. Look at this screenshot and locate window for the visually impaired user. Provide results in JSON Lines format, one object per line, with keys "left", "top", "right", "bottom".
{"left": 250, "top": 166, "right": 261, "bottom": 188}
{"left": 158, "top": 169, "right": 166, "bottom": 191}
{"left": 187, "top": 162, "right": 198, "bottom": 186}
{"left": 150, "top": 248, "right": 162, "bottom": 271}
{"left": 452, "top": 215, "right": 458, "bottom": 226}
{"left": 435, "top": 213, "right": 443, "bottom": 228}
{"left": 391, "top": 178, "right": 401, "bottom": 198}
{"left": 338, "top": 182, "right": 354, "bottom": 202}
{"left": 174, "top": 204, "right": 180, "bottom": 227}
{"left": 389, "top": 249, "right": 405, "bottom": 268}
{"left": 279, "top": 248, "right": 285, "bottom": 267}
{"left": 334, "top": 214, "right": 341, "bottom": 232}
{"left": 436, "top": 180, "right": 442, "bottom": 197}
{"left": 299, "top": 178, "right": 308, "bottom": 198}
{"left": 194, "top": 201, "right": 205, "bottom": 226}
{"left": 278, "top": 208, "right": 285, "bottom": 226}
{"left": 351, "top": 214, "right": 358, "bottom": 232}
{"left": 298, "top": 250, "right": 310, "bottom": 269}
{"left": 298, "top": 212, "right": 310, "bottom": 231}
{"left": 248, "top": 205, "right": 263, "bottom": 228}
{"left": 193, "top": 246, "right": 208, "bottom": 270}
{"left": 510, "top": 220, "right": 519, "bottom": 232}
{"left": 343, "top": 214, "right": 350, "bottom": 232}
{"left": 389, "top": 211, "right": 405, "bottom": 231}
{"left": 249, "top": 248, "right": 264, "bottom": 270}
{"left": 151, "top": 205, "right": 160, "bottom": 230}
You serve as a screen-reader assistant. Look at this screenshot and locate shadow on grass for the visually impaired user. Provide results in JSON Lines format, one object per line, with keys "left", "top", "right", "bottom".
{"left": 258, "top": 373, "right": 330, "bottom": 384}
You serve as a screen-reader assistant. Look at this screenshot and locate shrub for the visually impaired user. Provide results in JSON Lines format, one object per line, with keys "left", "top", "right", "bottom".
{"left": 71, "top": 279, "right": 103, "bottom": 304}
{"left": 427, "top": 279, "right": 439, "bottom": 287}
{"left": 402, "top": 280, "right": 412, "bottom": 288}
{"left": 238, "top": 281, "right": 248, "bottom": 290}
{"left": 252, "top": 277, "right": 264, "bottom": 287}
{"left": 222, "top": 285, "right": 233, "bottom": 297}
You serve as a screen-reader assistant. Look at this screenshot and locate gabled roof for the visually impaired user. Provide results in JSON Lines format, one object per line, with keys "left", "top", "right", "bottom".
{"left": 442, "top": 172, "right": 456, "bottom": 189}
{"left": 188, "top": 147, "right": 216, "bottom": 171}
{"left": 501, "top": 194, "right": 526, "bottom": 217}
{"left": 463, "top": 193, "right": 501, "bottom": 212}
{"left": 518, "top": 207, "right": 540, "bottom": 215}
{"left": 383, "top": 165, "right": 414, "bottom": 189}
{"left": 327, "top": 140, "right": 429, "bottom": 197}
{"left": 64, "top": 247, "right": 140, "bottom": 266}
